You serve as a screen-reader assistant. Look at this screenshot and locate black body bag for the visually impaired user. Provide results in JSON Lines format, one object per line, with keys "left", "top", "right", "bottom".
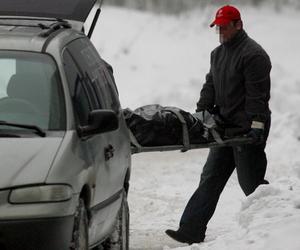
{"left": 123, "top": 104, "right": 207, "bottom": 147}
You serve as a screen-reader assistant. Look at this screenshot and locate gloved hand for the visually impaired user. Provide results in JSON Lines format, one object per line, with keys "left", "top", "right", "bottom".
{"left": 194, "top": 110, "right": 220, "bottom": 141}
{"left": 193, "top": 110, "right": 206, "bottom": 122}
{"left": 194, "top": 110, "right": 216, "bottom": 126}
{"left": 247, "top": 121, "right": 265, "bottom": 145}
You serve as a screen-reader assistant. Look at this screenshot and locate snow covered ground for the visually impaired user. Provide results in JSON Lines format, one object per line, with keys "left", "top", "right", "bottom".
{"left": 92, "top": 5, "right": 300, "bottom": 250}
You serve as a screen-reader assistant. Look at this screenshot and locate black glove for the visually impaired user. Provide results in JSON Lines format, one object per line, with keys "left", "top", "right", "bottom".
{"left": 194, "top": 110, "right": 222, "bottom": 141}
{"left": 194, "top": 110, "right": 212, "bottom": 125}
{"left": 247, "top": 121, "right": 265, "bottom": 145}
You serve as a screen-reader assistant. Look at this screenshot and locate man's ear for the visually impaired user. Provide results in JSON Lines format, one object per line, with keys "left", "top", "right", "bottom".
{"left": 235, "top": 20, "right": 243, "bottom": 30}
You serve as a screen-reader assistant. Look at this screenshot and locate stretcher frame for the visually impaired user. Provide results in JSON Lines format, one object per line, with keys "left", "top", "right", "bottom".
{"left": 131, "top": 134, "right": 253, "bottom": 154}
{"left": 129, "top": 108, "right": 253, "bottom": 154}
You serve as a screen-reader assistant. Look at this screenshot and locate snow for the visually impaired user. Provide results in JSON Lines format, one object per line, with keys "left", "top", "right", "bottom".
{"left": 92, "top": 5, "right": 300, "bottom": 250}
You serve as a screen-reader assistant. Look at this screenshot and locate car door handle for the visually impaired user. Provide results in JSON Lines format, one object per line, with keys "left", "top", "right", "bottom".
{"left": 104, "top": 144, "right": 114, "bottom": 161}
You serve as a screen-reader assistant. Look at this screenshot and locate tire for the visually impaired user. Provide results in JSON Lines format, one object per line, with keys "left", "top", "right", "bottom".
{"left": 70, "top": 199, "right": 89, "bottom": 250}
{"left": 102, "top": 192, "right": 129, "bottom": 250}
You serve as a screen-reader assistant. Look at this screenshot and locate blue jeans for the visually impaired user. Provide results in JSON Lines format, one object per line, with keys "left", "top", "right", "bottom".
{"left": 179, "top": 143, "right": 268, "bottom": 240}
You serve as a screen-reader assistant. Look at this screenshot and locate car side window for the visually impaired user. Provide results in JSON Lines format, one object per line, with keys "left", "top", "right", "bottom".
{"left": 100, "top": 67, "right": 121, "bottom": 113}
{"left": 66, "top": 38, "right": 120, "bottom": 113}
{"left": 62, "top": 50, "right": 90, "bottom": 126}
{"left": 65, "top": 39, "right": 106, "bottom": 109}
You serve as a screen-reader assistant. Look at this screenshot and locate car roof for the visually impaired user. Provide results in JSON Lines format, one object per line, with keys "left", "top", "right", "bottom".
{"left": 0, "top": 24, "right": 84, "bottom": 53}
{"left": 0, "top": 0, "right": 97, "bottom": 22}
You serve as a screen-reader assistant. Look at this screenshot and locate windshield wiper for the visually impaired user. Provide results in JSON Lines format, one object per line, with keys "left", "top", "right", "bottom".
{"left": 0, "top": 121, "right": 46, "bottom": 137}
{"left": 0, "top": 133, "right": 21, "bottom": 138}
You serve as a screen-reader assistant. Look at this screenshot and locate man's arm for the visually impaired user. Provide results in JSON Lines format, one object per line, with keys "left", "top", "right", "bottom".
{"left": 243, "top": 53, "right": 272, "bottom": 127}
{"left": 196, "top": 52, "right": 215, "bottom": 112}
{"left": 196, "top": 70, "right": 215, "bottom": 112}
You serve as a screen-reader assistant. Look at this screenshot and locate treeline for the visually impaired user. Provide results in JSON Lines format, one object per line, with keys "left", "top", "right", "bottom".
{"left": 104, "top": 0, "right": 300, "bottom": 13}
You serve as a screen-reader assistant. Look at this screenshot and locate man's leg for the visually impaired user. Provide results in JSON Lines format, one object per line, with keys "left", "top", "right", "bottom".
{"left": 166, "top": 146, "right": 235, "bottom": 243}
{"left": 234, "top": 143, "right": 268, "bottom": 196}
{"left": 234, "top": 117, "right": 270, "bottom": 196}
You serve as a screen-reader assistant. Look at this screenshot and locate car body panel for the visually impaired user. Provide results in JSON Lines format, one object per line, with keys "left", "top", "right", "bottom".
{"left": 0, "top": 137, "right": 63, "bottom": 189}
{"left": 0, "top": 26, "right": 46, "bottom": 52}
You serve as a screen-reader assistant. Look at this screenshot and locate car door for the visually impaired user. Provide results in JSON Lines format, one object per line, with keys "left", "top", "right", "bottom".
{"left": 80, "top": 40, "right": 131, "bottom": 197}
{"left": 96, "top": 62, "right": 131, "bottom": 195}
{"left": 63, "top": 39, "right": 119, "bottom": 199}
{"left": 63, "top": 38, "right": 127, "bottom": 242}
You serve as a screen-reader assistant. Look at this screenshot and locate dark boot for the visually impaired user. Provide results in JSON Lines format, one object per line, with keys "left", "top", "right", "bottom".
{"left": 165, "top": 229, "right": 204, "bottom": 245}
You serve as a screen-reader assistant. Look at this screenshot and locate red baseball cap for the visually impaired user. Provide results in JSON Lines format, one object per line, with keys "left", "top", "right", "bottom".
{"left": 210, "top": 5, "right": 241, "bottom": 27}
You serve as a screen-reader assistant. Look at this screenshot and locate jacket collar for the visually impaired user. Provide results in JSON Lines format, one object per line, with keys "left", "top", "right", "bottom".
{"left": 223, "top": 29, "right": 248, "bottom": 48}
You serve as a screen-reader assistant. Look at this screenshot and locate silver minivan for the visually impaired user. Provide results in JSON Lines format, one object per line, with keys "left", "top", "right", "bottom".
{"left": 0, "top": 0, "right": 131, "bottom": 249}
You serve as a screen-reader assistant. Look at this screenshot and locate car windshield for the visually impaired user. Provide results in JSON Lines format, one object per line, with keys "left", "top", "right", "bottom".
{"left": 0, "top": 51, "right": 65, "bottom": 131}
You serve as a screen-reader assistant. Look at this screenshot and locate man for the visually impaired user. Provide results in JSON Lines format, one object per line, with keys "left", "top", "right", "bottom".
{"left": 165, "top": 5, "right": 271, "bottom": 244}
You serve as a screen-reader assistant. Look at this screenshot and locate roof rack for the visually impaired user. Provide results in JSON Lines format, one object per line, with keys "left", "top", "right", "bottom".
{"left": 0, "top": 17, "right": 72, "bottom": 36}
{"left": 39, "top": 20, "right": 71, "bottom": 37}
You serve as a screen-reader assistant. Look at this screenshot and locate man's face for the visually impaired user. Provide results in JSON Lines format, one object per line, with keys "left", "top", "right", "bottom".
{"left": 216, "top": 21, "right": 240, "bottom": 44}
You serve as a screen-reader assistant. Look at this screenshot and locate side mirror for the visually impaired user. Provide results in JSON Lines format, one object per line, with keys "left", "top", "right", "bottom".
{"left": 78, "top": 110, "right": 119, "bottom": 137}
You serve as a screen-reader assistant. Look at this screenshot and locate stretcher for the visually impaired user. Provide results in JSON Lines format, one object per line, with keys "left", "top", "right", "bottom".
{"left": 131, "top": 134, "right": 254, "bottom": 154}
{"left": 129, "top": 107, "right": 253, "bottom": 154}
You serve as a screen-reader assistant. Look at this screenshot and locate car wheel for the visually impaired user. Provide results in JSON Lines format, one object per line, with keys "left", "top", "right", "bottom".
{"left": 70, "top": 199, "right": 89, "bottom": 250}
{"left": 102, "top": 191, "right": 129, "bottom": 250}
